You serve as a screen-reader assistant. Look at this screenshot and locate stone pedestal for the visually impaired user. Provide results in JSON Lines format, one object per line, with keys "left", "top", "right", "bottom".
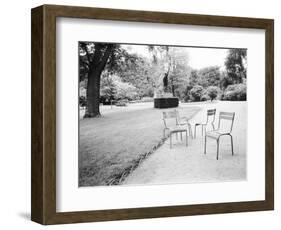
{"left": 154, "top": 97, "right": 179, "bottom": 108}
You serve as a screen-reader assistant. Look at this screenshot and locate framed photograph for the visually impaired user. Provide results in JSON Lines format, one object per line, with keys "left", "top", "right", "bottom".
{"left": 31, "top": 4, "right": 274, "bottom": 225}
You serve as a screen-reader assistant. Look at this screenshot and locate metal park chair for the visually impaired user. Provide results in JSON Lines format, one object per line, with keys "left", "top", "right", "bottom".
{"left": 175, "top": 109, "right": 193, "bottom": 138}
{"left": 194, "top": 109, "right": 216, "bottom": 138}
{"left": 204, "top": 112, "right": 235, "bottom": 160}
{"left": 162, "top": 110, "right": 188, "bottom": 148}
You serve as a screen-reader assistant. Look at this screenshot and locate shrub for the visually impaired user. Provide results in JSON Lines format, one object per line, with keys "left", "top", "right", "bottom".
{"left": 222, "top": 84, "right": 247, "bottom": 101}
{"left": 79, "top": 96, "right": 87, "bottom": 107}
{"left": 116, "top": 100, "right": 128, "bottom": 106}
{"left": 190, "top": 85, "right": 204, "bottom": 101}
{"left": 115, "top": 80, "right": 138, "bottom": 101}
{"left": 205, "top": 86, "right": 220, "bottom": 101}
{"left": 200, "top": 94, "right": 210, "bottom": 101}
{"left": 141, "top": 97, "right": 154, "bottom": 102}
{"left": 183, "top": 94, "right": 190, "bottom": 102}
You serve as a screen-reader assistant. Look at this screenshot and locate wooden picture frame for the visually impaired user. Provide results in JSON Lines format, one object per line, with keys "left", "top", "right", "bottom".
{"left": 31, "top": 4, "right": 274, "bottom": 225}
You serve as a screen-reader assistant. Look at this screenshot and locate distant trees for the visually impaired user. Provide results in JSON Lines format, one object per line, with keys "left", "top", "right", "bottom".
{"left": 79, "top": 42, "right": 141, "bottom": 117}
{"left": 147, "top": 46, "right": 190, "bottom": 97}
{"left": 186, "top": 67, "right": 222, "bottom": 102}
{"left": 79, "top": 43, "right": 248, "bottom": 117}
{"left": 222, "top": 84, "right": 246, "bottom": 101}
{"left": 100, "top": 74, "right": 138, "bottom": 102}
{"left": 168, "top": 48, "right": 190, "bottom": 97}
{"left": 225, "top": 49, "right": 247, "bottom": 84}
{"left": 115, "top": 79, "right": 137, "bottom": 100}
{"left": 205, "top": 86, "right": 220, "bottom": 101}
{"left": 190, "top": 85, "right": 204, "bottom": 101}
{"left": 182, "top": 49, "right": 247, "bottom": 102}
{"left": 100, "top": 73, "right": 117, "bottom": 103}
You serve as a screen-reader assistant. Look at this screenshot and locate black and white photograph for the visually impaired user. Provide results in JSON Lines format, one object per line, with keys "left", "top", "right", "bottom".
{"left": 78, "top": 42, "right": 247, "bottom": 187}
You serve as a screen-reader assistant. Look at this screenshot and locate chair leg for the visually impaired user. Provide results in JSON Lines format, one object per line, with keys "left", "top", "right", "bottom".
{"left": 216, "top": 138, "right": 220, "bottom": 160}
{"left": 230, "top": 135, "right": 234, "bottom": 156}
{"left": 188, "top": 123, "right": 193, "bottom": 139}
{"left": 170, "top": 133, "right": 172, "bottom": 149}
{"left": 194, "top": 125, "right": 197, "bottom": 138}
{"left": 204, "top": 135, "right": 207, "bottom": 154}
{"left": 186, "top": 131, "right": 188, "bottom": 146}
{"left": 204, "top": 125, "right": 206, "bottom": 136}
{"left": 211, "top": 123, "right": 215, "bottom": 130}
{"left": 180, "top": 132, "right": 182, "bottom": 141}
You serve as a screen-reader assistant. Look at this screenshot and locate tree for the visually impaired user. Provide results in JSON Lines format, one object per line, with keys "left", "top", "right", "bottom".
{"left": 225, "top": 49, "right": 247, "bottom": 84}
{"left": 205, "top": 86, "right": 220, "bottom": 101}
{"left": 147, "top": 46, "right": 190, "bottom": 97}
{"left": 116, "top": 55, "right": 153, "bottom": 98}
{"left": 79, "top": 42, "right": 138, "bottom": 117}
{"left": 115, "top": 78, "right": 137, "bottom": 100}
{"left": 222, "top": 83, "right": 246, "bottom": 101}
{"left": 80, "top": 42, "right": 116, "bottom": 117}
{"left": 198, "top": 66, "right": 221, "bottom": 88}
{"left": 190, "top": 85, "right": 204, "bottom": 101}
{"left": 189, "top": 70, "right": 199, "bottom": 87}
{"left": 220, "top": 71, "right": 233, "bottom": 90}
{"left": 100, "top": 73, "right": 117, "bottom": 103}
{"left": 167, "top": 48, "right": 190, "bottom": 97}
{"left": 147, "top": 45, "right": 171, "bottom": 93}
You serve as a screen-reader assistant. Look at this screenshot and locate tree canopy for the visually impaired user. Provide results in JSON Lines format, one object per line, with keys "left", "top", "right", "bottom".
{"left": 79, "top": 43, "right": 248, "bottom": 117}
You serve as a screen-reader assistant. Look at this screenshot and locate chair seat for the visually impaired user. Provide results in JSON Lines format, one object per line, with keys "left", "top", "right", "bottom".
{"left": 177, "top": 117, "right": 189, "bottom": 125}
{"left": 178, "top": 121, "right": 189, "bottom": 126}
{"left": 206, "top": 130, "right": 230, "bottom": 139}
{"left": 167, "top": 126, "right": 187, "bottom": 133}
{"left": 195, "top": 122, "right": 207, "bottom": 126}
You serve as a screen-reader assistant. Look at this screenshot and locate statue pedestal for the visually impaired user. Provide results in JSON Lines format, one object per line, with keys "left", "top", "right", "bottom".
{"left": 154, "top": 97, "right": 179, "bottom": 109}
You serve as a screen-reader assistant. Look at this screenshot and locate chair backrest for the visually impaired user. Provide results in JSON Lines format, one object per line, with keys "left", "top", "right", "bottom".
{"left": 206, "top": 109, "right": 216, "bottom": 123}
{"left": 175, "top": 109, "right": 183, "bottom": 123}
{"left": 218, "top": 112, "right": 235, "bottom": 133}
{"left": 162, "top": 110, "right": 177, "bottom": 128}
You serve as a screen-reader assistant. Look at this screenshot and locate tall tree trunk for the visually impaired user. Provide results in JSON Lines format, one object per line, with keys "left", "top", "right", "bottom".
{"left": 84, "top": 68, "right": 102, "bottom": 117}
{"left": 83, "top": 44, "right": 114, "bottom": 118}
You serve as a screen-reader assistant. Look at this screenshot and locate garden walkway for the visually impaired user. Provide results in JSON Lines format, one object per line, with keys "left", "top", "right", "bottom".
{"left": 122, "top": 101, "right": 247, "bottom": 185}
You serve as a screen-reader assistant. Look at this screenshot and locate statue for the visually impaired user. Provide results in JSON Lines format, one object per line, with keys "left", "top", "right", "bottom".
{"left": 163, "top": 72, "right": 168, "bottom": 92}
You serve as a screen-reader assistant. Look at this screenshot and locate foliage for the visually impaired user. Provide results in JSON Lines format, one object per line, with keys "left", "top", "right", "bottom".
{"left": 118, "top": 56, "right": 154, "bottom": 98}
{"left": 197, "top": 66, "right": 221, "bottom": 88}
{"left": 222, "top": 83, "right": 247, "bottom": 101}
{"left": 189, "top": 67, "right": 221, "bottom": 88}
{"left": 141, "top": 97, "right": 154, "bottom": 102}
{"left": 225, "top": 49, "right": 247, "bottom": 84}
{"left": 115, "top": 100, "right": 128, "bottom": 106}
{"left": 200, "top": 94, "right": 210, "bottom": 101}
{"left": 100, "top": 73, "right": 117, "bottom": 101}
{"left": 205, "top": 86, "right": 220, "bottom": 101}
{"left": 147, "top": 46, "right": 190, "bottom": 97}
{"left": 189, "top": 70, "right": 199, "bottom": 87}
{"left": 190, "top": 85, "right": 204, "bottom": 101}
{"left": 168, "top": 48, "right": 190, "bottom": 97}
{"left": 115, "top": 79, "right": 138, "bottom": 101}
{"left": 79, "top": 42, "right": 248, "bottom": 110}
{"left": 79, "top": 96, "right": 87, "bottom": 107}
{"left": 220, "top": 71, "right": 233, "bottom": 90}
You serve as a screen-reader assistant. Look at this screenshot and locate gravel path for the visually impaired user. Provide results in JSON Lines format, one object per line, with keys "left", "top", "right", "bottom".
{"left": 122, "top": 101, "right": 247, "bottom": 185}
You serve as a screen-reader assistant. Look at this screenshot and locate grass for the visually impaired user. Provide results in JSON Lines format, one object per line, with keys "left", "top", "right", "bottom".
{"left": 79, "top": 105, "right": 200, "bottom": 186}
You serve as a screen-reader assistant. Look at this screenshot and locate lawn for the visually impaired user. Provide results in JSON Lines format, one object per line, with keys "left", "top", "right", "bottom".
{"left": 79, "top": 104, "right": 200, "bottom": 186}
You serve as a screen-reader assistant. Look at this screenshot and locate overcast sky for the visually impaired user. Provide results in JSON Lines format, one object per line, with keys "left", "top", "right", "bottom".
{"left": 122, "top": 44, "right": 228, "bottom": 70}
